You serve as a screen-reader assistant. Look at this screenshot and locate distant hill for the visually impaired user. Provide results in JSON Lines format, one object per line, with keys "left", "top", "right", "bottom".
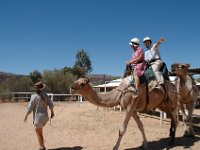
{"left": 87, "top": 74, "right": 121, "bottom": 85}
{"left": 0, "top": 72, "right": 26, "bottom": 84}
{"left": 0, "top": 72, "right": 14, "bottom": 83}
{"left": 0, "top": 71, "right": 120, "bottom": 86}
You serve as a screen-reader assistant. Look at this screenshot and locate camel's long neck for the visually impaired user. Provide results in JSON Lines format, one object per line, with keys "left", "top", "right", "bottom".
{"left": 176, "top": 74, "right": 189, "bottom": 90}
{"left": 82, "top": 85, "right": 121, "bottom": 107}
{"left": 176, "top": 74, "right": 196, "bottom": 99}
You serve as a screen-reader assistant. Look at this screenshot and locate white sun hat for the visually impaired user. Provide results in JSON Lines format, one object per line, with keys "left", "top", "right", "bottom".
{"left": 129, "top": 37, "right": 140, "bottom": 46}
{"left": 143, "top": 36, "right": 151, "bottom": 42}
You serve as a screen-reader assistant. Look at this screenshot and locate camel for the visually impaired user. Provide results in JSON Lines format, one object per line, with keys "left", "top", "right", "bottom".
{"left": 171, "top": 63, "right": 199, "bottom": 137}
{"left": 71, "top": 76, "right": 178, "bottom": 150}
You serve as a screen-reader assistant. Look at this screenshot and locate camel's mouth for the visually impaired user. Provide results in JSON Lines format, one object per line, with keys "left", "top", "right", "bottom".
{"left": 171, "top": 64, "right": 177, "bottom": 72}
{"left": 70, "top": 83, "right": 78, "bottom": 93}
{"left": 171, "top": 68, "right": 176, "bottom": 73}
{"left": 70, "top": 88, "right": 75, "bottom": 94}
{"left": 71, "top": 88, "right": 80, "bottom": 95}
{"left": 70, "top": 82, "right": 83, "bottom": 94}
{"left": 171, "top": 65, "right": 180, "bottom": 74}
{"left": 70, "top": 78, "right": 89, "bottom": 94}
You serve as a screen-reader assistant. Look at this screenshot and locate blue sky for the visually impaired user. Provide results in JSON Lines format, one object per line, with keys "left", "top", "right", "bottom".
{"left": 0, "top": 0, "right": 200, "bottom": 76}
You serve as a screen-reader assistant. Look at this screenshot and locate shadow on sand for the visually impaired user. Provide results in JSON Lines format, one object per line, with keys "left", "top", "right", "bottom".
{"left": 125, "top": 134, "right": 200, "bottom": 150}
{"left": 48, "top": 146, "right": 83, "bottom": 150}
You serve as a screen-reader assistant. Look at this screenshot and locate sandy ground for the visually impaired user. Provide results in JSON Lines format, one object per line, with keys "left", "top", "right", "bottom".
{"left": 0, "top": 101, "right": 200, "bottom": 150}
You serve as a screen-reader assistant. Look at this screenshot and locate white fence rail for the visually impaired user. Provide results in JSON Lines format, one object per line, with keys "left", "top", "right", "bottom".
{"left": 0, "top": 92, "right": 82, "bottom": 103}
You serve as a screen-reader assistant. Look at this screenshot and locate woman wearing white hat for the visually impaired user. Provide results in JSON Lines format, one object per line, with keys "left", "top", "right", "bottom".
{"left": 24, "top": 81, "right": 54, "bottom": 150}
{"left": 126, "top": 37, "right": 147, "bottom": 92}
{"left": 143, "top": 37, "right": 165, "bottom": 85}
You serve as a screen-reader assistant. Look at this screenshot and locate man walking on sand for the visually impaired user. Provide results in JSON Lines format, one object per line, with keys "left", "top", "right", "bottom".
{"left": 24, "top": 81, "right": 54, "bottom": 150}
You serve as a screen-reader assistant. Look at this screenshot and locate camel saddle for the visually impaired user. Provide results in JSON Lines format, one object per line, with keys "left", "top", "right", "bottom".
{"left": 129, "top": 63, "right": 169, "bottom": 92}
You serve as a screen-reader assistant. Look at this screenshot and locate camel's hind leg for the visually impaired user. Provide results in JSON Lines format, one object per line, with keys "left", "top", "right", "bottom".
{"left": 132, "top": 112, "right": 148, "bottom": 149}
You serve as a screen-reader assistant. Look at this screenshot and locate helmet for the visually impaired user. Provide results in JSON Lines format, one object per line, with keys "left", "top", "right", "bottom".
{"left": 143, "top": 37, "right": 151, "bottom": 42}
{"left": 129, "top": 38, "right": 140, "bottom": 46}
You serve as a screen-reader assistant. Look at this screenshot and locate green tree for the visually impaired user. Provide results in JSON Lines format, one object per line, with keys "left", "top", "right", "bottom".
{"left": 74, "top": 49, "right": 93, "bottom": 76}
{"left": 63, "top": 66, "right": 84, "bottom": 78}
{"left": 30, "top": 70, "right": 42, "bottom": 84}
{"left": 43, "top": 69, "right": 76, "bottom": 94}
{"left": 1, "top": 76, "right": 32, "bottom": 92}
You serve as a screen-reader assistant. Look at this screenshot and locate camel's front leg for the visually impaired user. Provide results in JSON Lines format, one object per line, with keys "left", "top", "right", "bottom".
{"left": 113, "top": 93, "right": 141, "bottom": 150}
{"left": 168, "top": 108, "right": 177, "bottom": 145}
{"left": 113, "top": 105, "right": 133, "bottom": 150}
{"left": 179, "top": 103, "right": 188, "bottom": 135}
{"left": 179, "top": 104, "right": 187, "bottom": 126}
{"left": 132, "top": 112, "right": 148, "bottom": 149}
{"left": 184, "top": 103, "right": 195, "bottom": 137}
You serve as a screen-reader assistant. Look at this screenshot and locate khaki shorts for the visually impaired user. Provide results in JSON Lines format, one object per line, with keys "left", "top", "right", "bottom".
{"left": 34, "top": 114, "right": 49, "bottom": 129}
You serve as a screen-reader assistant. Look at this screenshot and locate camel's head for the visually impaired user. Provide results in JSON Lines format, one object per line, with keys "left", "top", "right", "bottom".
{"left": 71, "top": 77, "right": 90, "bottom": 94}
{"left": 171, "top": 63, "right": 190, "bottom": 76}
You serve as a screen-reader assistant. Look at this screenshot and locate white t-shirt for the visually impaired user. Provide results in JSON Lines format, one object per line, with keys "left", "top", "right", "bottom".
{"left": 145, "top": 44, "right": 161, "bottom": 63}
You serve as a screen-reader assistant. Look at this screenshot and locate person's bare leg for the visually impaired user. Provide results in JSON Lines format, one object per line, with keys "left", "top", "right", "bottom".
{"left": 35, "top": 128, "right": 45, "bottom": 149}
{"left": 134, "top": 74, "right": 140, "bottom": 91}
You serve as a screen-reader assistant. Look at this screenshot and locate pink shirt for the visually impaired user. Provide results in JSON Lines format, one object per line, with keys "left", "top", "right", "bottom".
{"left": 131, "top": 47, "right": 147, "bottom": 77}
